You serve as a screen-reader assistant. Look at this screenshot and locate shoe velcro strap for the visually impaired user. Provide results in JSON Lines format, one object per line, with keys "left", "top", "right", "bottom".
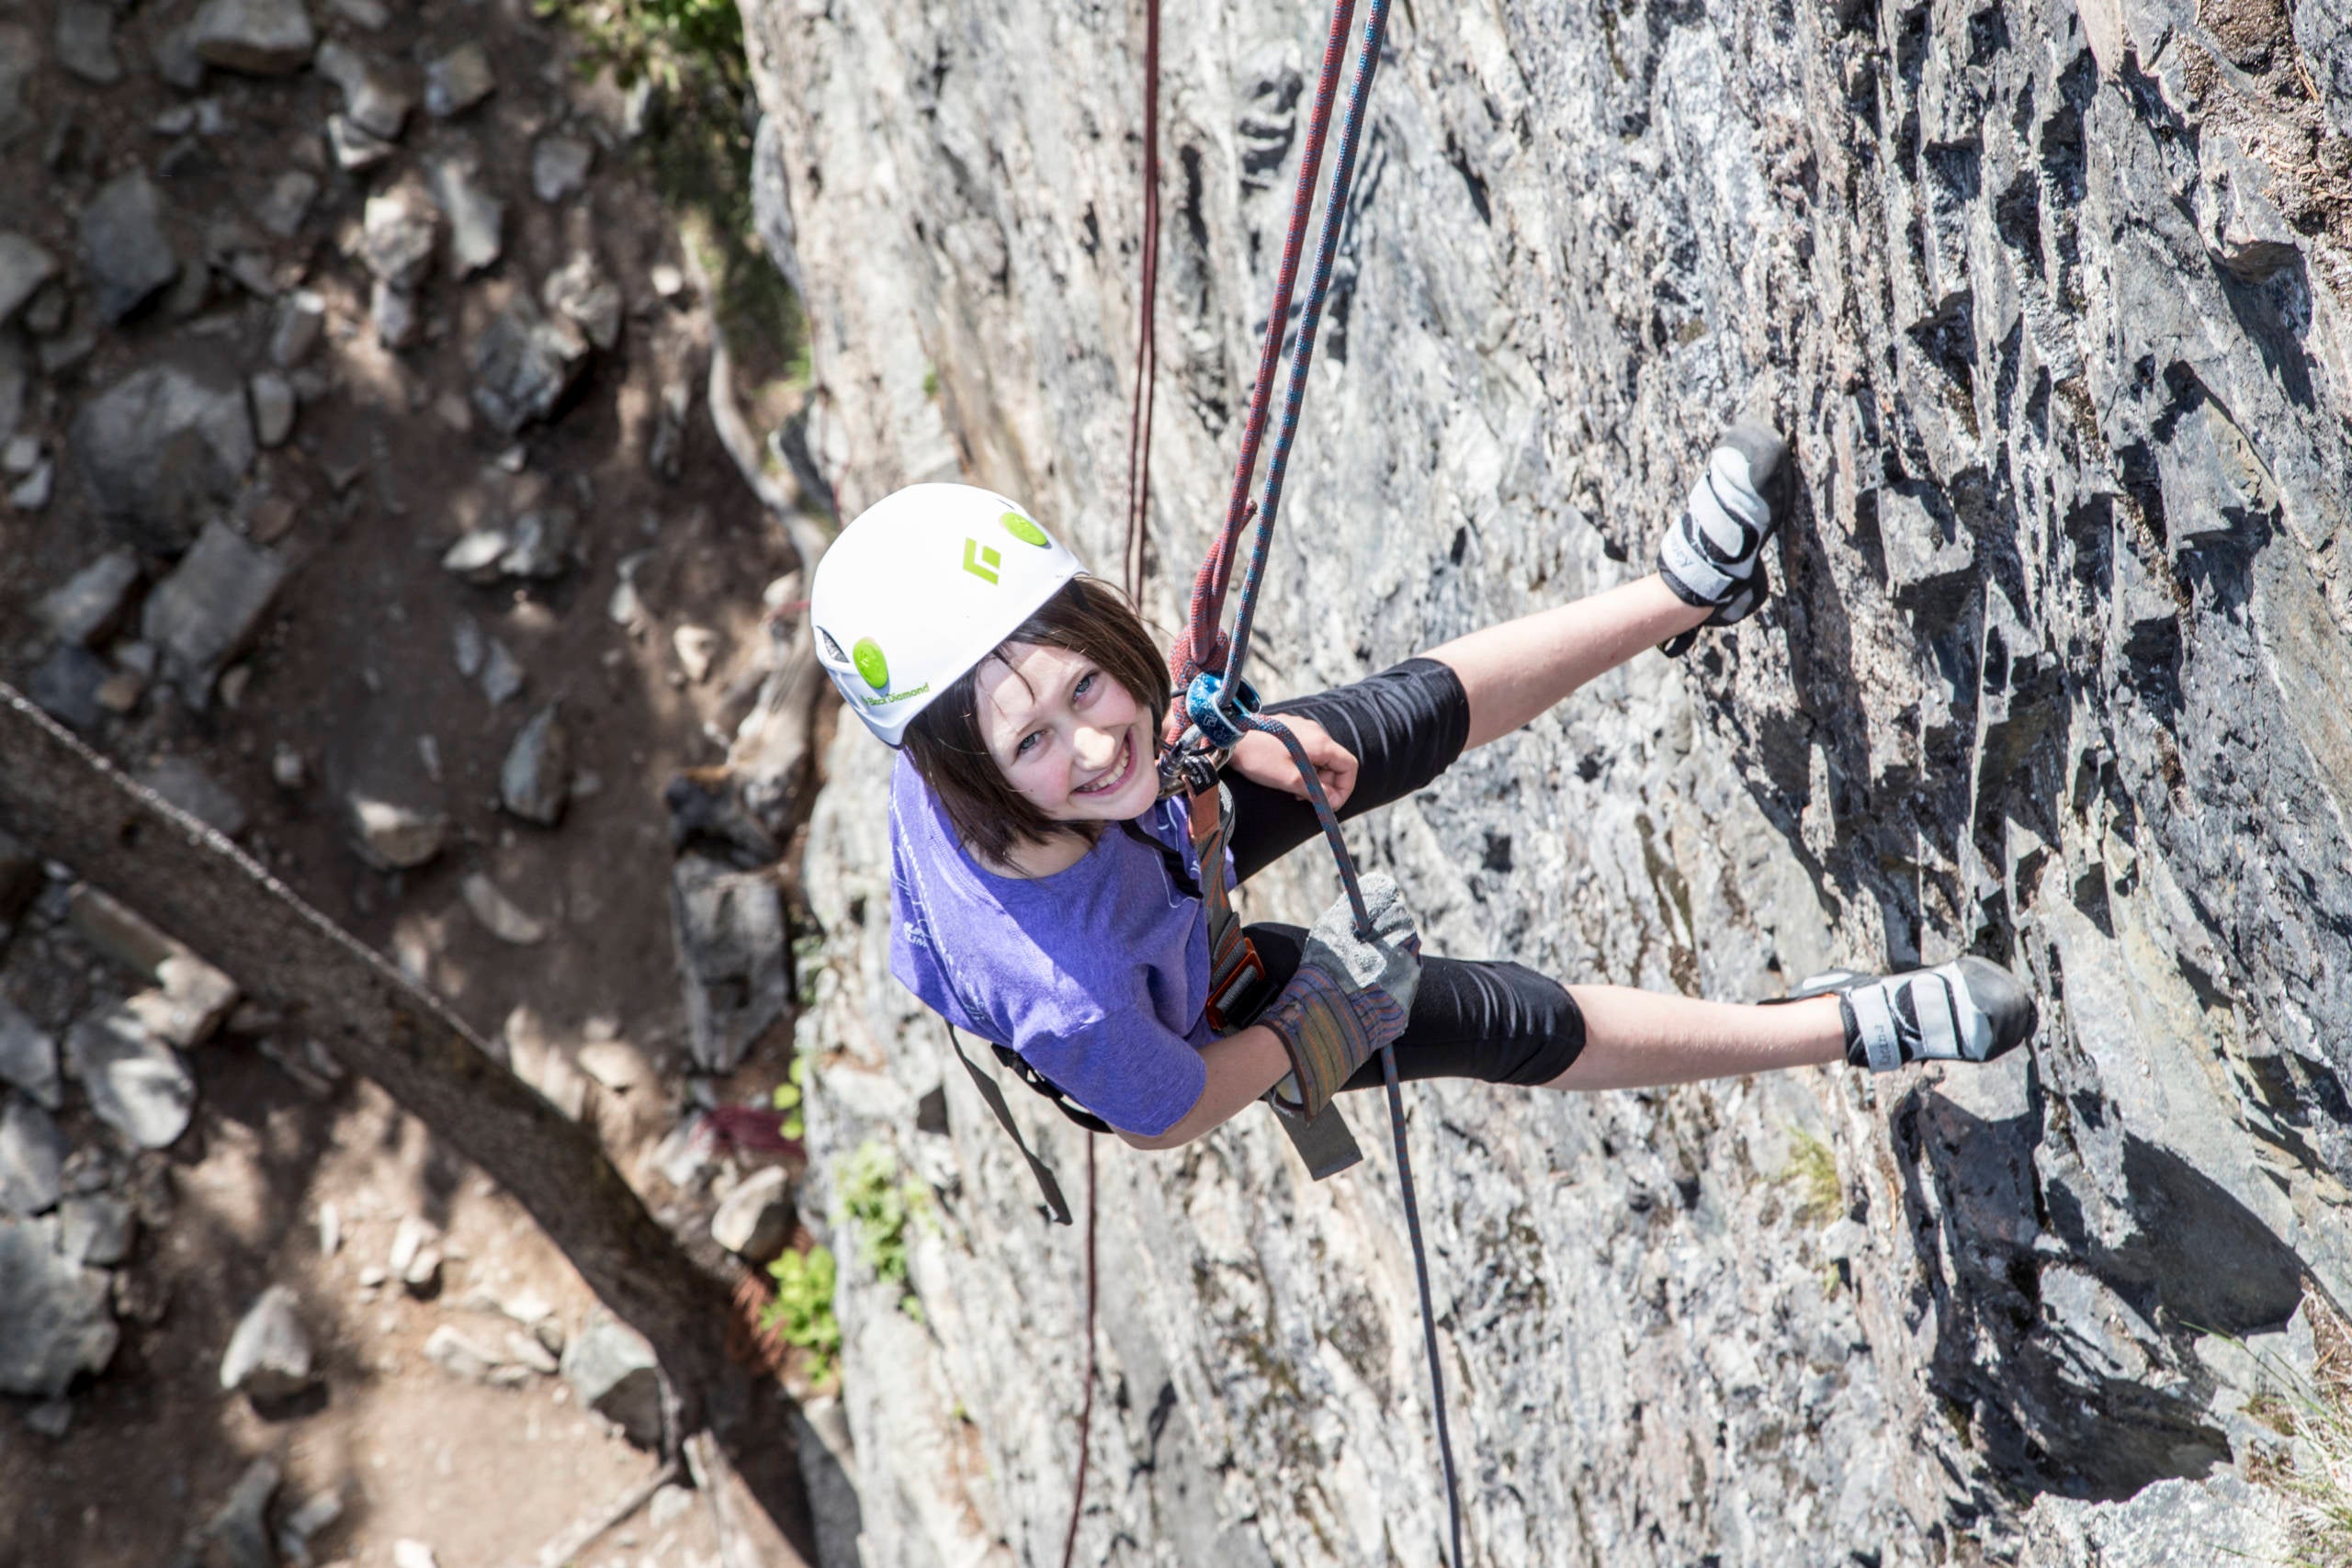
{"left": 1849, "top": 984, "right": 1905, "bottom": 1073}
{"left": 1912, "top": 972, "right": 1962, "bottom": 1061}
{"left": 1696, "top": 470, "right": 1766, "bottom": 562}
{"left": 1659, "top": 517, "right": 1743, "bottom": 604}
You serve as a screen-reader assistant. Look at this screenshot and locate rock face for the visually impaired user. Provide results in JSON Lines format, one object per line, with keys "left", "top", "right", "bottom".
{"left": 746, "top": 0, "right": 2352, "bottom": 1563}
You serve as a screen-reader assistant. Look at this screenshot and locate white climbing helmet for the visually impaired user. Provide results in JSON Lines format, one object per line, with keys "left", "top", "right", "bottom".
{"left": 809, "top": 482, "right": 1089, "bottom": 747}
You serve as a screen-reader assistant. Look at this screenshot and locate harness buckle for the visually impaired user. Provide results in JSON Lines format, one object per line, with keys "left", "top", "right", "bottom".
{"left": 1203, "top": 942, "right": 1269, "bottom": 1033}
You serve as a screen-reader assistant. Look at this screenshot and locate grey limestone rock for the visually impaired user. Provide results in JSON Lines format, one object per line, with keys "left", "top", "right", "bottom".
{"left": 531, "top": 134, "right": 594, "bottom": 203}
{"left": 428, "top": 156, "right": 503, "bottom": 276}
{"left": 255, "top": 172, "right": 319, "bottom": 240}
{"left": 750, "top": 0, "right": 2352, "bottom": 1559}
{"left": 194, "top": 1456, "right": 282, "bottom": 1568}
{"left": 423, "top": 41, "right": 493, "bottom": 118}
{"left": 0, "top": 998, "right": 62, "bottom": 1111}
{"left": 26, "top": 645, "right": 109, "bottom": 734}
{"left": 71, "top": 361, "right": 255, "bottom": 554}
{"left": 328, "top": 113, "right": 397, "bottom": 171}
{"left": 78, "top": 171, "right": 179, "bottom": 323}
{"left": 187, "top": 0, "right": 314, "bottom": 73}
{"left": 64, "top": 1004, "right": 194, "bottom": 1148}
{"left": 499, "top": 702, "right": 571, "bottom": 825}
{"left": 361, "top": 184, "right": 438, "bottom": 289}
{"left": 0, "top": 1095, "right": 66, "bottom": 1215}
{"left": 368, "top": 278, "right": 417, "bottom": 348}
{"left": 269, "top": 289, "right": 325, "bottom": 366}
{"left": 53, "top": 1, "right": 121, "bottom": 85}
{"left": 348, "top": 794, "right": 447, "bottom": 871}
{"left": 469, "top": 297, "right": 587, "bottom": 434}
{"left": 541, "top": 251, "right": 622, "bottom": 351}
{"left": 314, "top": 39, "right": 410, "bottom": 140}
{"left": 36, "top": 547, "right": 141, "bottom": 647}
{"left": 141, "top": 521, "right": 286, "bottom": 697}
{"left": 559, "top": 1314, "right": 664, "bottom": 1447}
{"left": 2295, "top": 0, "right": 2352, "bottom": 138}
{"left": 669, "top": 852, "right": 786, "bottom": 1073}
{"left": 709, "top": 1166, "right": 793, "bottom": 1262}
{"left": 0, "top": 1215, "right": 117, "bottom": 1396}
{"left": 249, "top": 370, "right": 295, "bottom": 448}
{"left": 57, "top": 1193, "right": 133, "bottom": 1266}
{"left": 0, "top": 231, "right": 58, "bottom": 324}
{"left": 220, "top": 1285, "right": 313, "bottom": 1401}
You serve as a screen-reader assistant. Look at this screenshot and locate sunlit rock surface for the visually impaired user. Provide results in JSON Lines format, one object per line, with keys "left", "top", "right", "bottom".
{"left": 744, "top": 0, "right": 2349, "bottom": 1560}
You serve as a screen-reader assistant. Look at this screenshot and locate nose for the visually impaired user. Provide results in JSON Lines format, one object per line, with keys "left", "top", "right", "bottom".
{"left": 1073, "top": 724, "right": 1120, "bottom": 773}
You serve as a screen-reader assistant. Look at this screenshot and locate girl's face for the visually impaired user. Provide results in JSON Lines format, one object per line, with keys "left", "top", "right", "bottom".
{"left": 971, "top": 639, "right": 1159, "bottom": 828}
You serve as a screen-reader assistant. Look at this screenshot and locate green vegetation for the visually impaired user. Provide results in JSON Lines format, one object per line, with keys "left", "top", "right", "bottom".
{"left": 1781, "top": 1127, "right": 1843, "bottom": 1226}
{"left": 770, "top": 1053, "right": 808, "bottom": 1140}
{"left": 760, "top": 1244, "right": 841, "bottom": 1384}
{"left": 841, "top": 1141, "right": 931, "bottom": 1323}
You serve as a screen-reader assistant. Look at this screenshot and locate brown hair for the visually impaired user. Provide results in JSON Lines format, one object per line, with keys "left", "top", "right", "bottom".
{"left": 902, "top": 575, "right": 1170, "bottom": 866}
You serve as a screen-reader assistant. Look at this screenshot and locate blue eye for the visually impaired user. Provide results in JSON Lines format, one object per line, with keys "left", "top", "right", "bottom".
{"left": 1015, "top": 732, "right": 1041, "bottom": 757}
{"left": 1074, "top": 671, "right": 1096, "bottom": 698}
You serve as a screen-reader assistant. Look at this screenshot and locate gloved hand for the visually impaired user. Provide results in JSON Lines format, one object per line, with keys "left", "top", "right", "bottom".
{"left": 1261, "top": 872, "right": 1421, "bottom": 1122}
{"left": 1657, "top": 422, "right": 1790, "bottom": 656}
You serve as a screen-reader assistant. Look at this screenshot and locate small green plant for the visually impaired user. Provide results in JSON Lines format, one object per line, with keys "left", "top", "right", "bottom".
{"left": 840, "top": 1141, "right": 930, "bottom": 1319}
{"left": 1781, "top": 1127, "right": 1843, "bottom": 1225}
{"left": 760, "top": 1244, "right": 841, "bottom": 1385}
{"left": 921, "top": 366, "right": 940, "bottom": 400}
{"left": 770, "top": 1053, "right": 808, "bottom": 1140}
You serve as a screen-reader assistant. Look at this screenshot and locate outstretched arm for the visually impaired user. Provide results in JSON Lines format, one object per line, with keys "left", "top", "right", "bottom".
{"left": 1425, "top": 574, "right": 1711, "bottom": 752}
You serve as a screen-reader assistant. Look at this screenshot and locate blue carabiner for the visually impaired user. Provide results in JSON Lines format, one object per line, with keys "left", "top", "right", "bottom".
{"left": 1184, "top": 671, "right": 1261, "bottom": 750}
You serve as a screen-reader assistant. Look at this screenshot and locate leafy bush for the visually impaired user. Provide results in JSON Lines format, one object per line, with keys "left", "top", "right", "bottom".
{"left": 841, "top": 1141, "right": 929, "bottom": 1321}
{"left": 760, "top": 1244, "right": 841, "bottom": 1384}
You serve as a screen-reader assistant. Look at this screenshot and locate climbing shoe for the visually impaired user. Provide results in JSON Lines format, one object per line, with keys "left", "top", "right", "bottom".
{"left": 1657, "top": 422, "right": 1790, "bottom": 656}
{"left": 1789, "top": 957, "right": 2039, "bottom": 1073}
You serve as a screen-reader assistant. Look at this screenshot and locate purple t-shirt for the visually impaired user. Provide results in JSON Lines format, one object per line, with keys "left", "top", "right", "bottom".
{"left": 888, "top": 752, "right": 1225, "bottom": 1136}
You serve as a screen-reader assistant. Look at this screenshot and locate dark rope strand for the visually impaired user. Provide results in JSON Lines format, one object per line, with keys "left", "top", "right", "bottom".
{"left": 1057, "top": 1133, "right": 1101, "bottom": 1568}
{"left": 1185, "top": 0, "right": 1360, "bottom": 664}
{"left": 1224, "top": 0, "right": 1392, "bottom": 705}
{"left": 1385, "top": 1046, "right": 1464, "bottom": 1567}
{"left": 1122, "top": 0, "right": 1161, "bottom": 601}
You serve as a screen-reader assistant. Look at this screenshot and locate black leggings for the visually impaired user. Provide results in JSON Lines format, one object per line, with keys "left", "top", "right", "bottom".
{"left": 1223, "top": 658, "right": 1586, "bottom": 1091}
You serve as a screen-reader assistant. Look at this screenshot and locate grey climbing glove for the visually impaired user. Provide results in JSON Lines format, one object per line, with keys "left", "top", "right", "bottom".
{"left": 1657, "top": 422, "right": 1791, "bottom": 657}
{"left": 1261, "top": 872, "right": 1422, "bottom": 1122}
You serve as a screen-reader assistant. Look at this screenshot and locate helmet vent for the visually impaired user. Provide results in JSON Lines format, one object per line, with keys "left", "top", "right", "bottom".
{"left": 817, "top": 627, "right": 847, "bottom": 661}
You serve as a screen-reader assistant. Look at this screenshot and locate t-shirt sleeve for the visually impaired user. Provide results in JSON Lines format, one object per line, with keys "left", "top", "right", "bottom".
{"left": 1013, "top": 990, "right": 1209, "bottom": 1138}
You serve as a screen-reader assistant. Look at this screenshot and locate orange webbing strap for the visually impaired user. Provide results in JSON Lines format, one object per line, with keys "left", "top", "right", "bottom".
{"left": 1185, "top": 782, "right": 1363, "bottom": 1179}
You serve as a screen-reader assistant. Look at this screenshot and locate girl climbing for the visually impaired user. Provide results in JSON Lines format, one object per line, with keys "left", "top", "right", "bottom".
{"left": 808, "top": 429, "right": 2038, "bottom": 1150}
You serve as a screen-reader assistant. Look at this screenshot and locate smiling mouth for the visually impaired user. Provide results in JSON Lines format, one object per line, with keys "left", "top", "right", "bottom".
{"left": 1073, "top": 736, "right": 1136, "bottom": 797}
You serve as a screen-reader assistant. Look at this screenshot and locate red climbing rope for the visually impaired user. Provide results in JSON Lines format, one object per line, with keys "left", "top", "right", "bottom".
{"left": 1057, "top": 1134, "right": 1100, "bottom": 1568}
{"left": 1168, "top": 0, "right": 1362, "bottom": 696}
{"left": 1121, "top": 0, "right": 1161, "bottom": 602}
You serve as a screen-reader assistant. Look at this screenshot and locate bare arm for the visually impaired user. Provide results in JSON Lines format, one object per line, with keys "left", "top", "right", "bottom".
{"left": 1425, "top": 574, "right": 1712, "bottom": 751}
{"left": 1115, "top": 1024, "right": 1292, "bottom": 1151}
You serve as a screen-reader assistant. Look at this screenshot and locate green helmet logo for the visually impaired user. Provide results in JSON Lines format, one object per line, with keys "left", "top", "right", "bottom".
{"left": 852, "top": 637, "right": 890, "bottom": 690}
{"left": 1001, "top": 512, "right": 1049, "bottom": 547}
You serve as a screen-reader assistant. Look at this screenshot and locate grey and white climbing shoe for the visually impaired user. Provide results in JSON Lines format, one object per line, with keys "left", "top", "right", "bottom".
{"left": 1790, "top": 957, "right": 2039, "bottom": 1073}
{"left": 1657, "top": 422, "right": 1790, "bottom": 657}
